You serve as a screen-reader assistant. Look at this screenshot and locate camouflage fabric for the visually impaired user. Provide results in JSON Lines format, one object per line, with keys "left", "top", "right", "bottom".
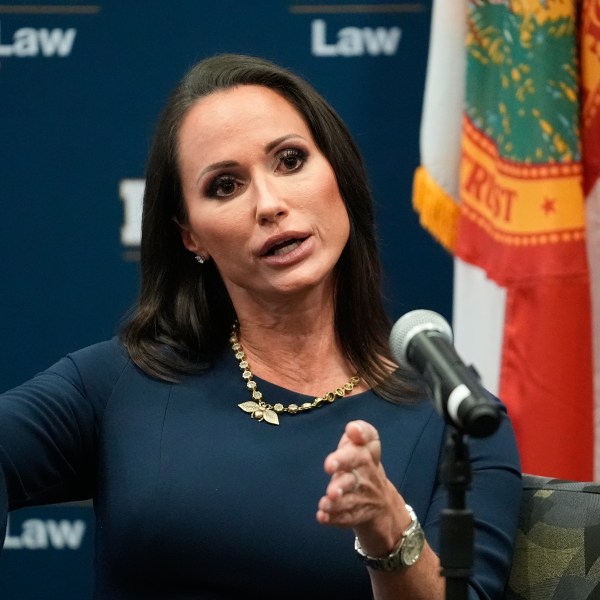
{"left": 505, "top": 474, "right": 600, "bottom": 599}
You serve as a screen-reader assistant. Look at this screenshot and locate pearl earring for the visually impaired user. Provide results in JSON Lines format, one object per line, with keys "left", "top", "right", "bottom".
{"left": 195, "top": 254, "right": 206, "bottom": 264}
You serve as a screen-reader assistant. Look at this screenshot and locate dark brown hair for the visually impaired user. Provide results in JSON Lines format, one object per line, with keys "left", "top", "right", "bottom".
{"left": 121, "top": 53, "right": 418, "bottom": 401}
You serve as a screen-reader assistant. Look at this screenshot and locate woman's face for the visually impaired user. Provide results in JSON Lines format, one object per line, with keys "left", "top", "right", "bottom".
{"left": 177, "top": 84, "right": 350, "bottom": 306}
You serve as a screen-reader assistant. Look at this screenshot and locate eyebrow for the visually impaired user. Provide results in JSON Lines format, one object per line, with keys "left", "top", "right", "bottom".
{"left": 197, "top": 160, "right": 239, "bottom": 182}
{"left": 264, "top": 133, "right": 306, "bottom": 153}
{"left": 196, "top": 134, "right": 307, "bottom": 184}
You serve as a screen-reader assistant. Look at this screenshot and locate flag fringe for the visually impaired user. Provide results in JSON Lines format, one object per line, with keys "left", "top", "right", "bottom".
{"left": 412, "top": 165, "right": 459, "bottom": 253}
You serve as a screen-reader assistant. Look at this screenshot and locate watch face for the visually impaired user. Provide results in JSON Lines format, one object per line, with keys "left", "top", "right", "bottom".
{"left": 401, "top": 528, "right": 425, "bottom": 566}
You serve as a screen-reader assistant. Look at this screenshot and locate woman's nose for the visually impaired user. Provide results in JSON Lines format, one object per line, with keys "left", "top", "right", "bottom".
{"left": 254, "top": 177, "right": 288, "bottom": 225}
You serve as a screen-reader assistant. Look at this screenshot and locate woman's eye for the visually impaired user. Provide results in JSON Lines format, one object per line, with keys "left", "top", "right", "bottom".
{"left": 277, "top": 148, "right": 307, "bottom": 173}
{"left": 206, "top": 175, "right": 239, "bottom": 198}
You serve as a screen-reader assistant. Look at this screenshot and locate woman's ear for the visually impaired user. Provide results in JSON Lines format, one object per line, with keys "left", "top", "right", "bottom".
{"left": 173, "top": 217, "right": 208, "bottom": 257}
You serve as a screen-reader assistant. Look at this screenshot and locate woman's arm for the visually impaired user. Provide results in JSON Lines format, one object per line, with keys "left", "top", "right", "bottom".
{"left": 0, "top": 339, "right": 127, "bottom": 548}
{"left": 317, "top": 415, "right": 521, "bottom": 600}
{"left": 317, "top": 420, "right": 445, "bottom": 599}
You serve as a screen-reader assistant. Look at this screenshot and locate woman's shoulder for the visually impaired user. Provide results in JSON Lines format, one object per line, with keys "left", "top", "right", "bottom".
{"left": 66, "top": 336, "right": 129, "bottom": 365}
{"left": 45, "top": 336, "right": 133, "bottom": 394}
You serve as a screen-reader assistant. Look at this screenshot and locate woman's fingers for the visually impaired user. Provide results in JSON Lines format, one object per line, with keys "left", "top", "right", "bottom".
{"left": 318, "top": 420, "right": 389, "bottom": 527}
{"left": 324, "top": 420, "right": 382, "bottom": 475}
{"left": 324, "top": 468, "right": 363, "bottom": 500}
{"left": 345, "top": 420, "right": 380, "bottom": 446}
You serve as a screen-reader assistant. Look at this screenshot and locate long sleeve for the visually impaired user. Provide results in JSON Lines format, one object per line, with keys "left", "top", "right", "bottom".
{"left": 0, "top": 339, "right": 128, "bottom": 550}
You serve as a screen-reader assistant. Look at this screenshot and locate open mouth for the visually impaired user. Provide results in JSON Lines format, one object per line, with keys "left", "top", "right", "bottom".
{"left": 265, "top": 237, "right": 307, "bottom": 257}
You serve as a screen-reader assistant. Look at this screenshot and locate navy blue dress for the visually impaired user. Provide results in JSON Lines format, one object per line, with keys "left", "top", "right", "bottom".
{"left": 0, "top": 338, "right": 521, "bottom": 599}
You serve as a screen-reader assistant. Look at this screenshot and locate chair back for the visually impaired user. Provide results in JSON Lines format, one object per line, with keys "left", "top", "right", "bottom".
{"left": 505, "top": 474, "right": 600, "bottom": 599}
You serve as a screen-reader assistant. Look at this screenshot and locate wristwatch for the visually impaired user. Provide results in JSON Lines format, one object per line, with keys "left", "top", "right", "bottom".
{"left": 354, "top": 504, "right": 425, "bottom": 571}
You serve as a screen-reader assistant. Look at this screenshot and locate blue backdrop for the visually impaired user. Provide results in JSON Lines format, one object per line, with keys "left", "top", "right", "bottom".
{"left": 0, "top": 1, "right": 450, "bottom": 597}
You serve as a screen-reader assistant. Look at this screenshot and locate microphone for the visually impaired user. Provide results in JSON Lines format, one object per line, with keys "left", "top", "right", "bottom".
{"left": 390, "top": 309, "right": 501, "bottom": 437}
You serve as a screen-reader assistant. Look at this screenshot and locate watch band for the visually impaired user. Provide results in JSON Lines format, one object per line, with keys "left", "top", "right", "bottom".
{"left": 354, "top": 504, "right": 424, "bottom": 571}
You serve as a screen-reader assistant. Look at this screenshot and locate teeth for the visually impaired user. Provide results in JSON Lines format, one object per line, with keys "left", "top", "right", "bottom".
{"left": 272, "top": 240, "right": 301, "bottom": 256}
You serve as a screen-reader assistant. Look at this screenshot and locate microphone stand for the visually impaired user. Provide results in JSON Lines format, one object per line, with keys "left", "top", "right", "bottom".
{"left": 439, "top": 427, "right": 473, "bottom": 600}
{"left": 394, "top": 312, "right": 501, "bottom": 599}
{"left": 424, "top": 356, "right": 501, "bottom": 600}
{"left": 424, "top": 366, "right": 487, "bottom": 600}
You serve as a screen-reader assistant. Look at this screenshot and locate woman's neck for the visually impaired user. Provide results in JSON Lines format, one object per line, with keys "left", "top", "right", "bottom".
{"left": 232, "top": 304, "right": 359, "bottom": 396}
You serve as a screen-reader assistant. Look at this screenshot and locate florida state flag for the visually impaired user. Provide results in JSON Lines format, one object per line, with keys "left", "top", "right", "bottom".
{"left": 415, "top": 0, "right": 599, "bottom": 480}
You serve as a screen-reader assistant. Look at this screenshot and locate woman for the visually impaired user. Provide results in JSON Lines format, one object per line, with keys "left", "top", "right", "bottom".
{"left": 0, "top": 54, "right": 521, "bottom": 599}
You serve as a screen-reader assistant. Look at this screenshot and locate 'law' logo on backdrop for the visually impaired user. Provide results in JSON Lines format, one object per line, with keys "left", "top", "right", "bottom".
{"left": 311, "top": 19, "right": 402, "bottom": 57}
{"left": 4, "top": 517, "right": 86, "bottom": 550}
{"left": 0, "top": 21, "right": 76, "bottom": 57}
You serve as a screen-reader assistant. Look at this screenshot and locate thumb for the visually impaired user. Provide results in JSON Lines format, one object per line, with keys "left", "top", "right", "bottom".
{"left": 345, "top": 420, "right": 382, "bottom": 462}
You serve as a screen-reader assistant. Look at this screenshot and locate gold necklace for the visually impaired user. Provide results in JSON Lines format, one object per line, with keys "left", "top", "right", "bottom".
{"left": 230, "top": 326, "right": 360, "bottom": 426}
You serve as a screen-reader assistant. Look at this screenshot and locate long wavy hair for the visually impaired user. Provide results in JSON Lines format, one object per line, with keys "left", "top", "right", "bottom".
{"left": 121, "top": 53, "right": 419, "bottom": 401}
